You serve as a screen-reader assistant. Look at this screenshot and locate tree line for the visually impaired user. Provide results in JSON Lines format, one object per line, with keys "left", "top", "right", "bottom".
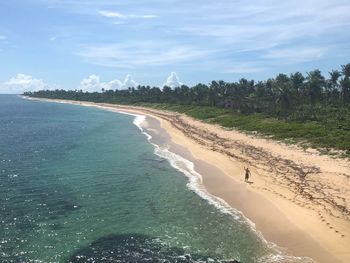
{"left": 25, "top": 63, "right": 350, "bottom": 125}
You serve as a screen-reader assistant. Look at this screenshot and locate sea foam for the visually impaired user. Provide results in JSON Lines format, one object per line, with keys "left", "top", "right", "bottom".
{"left": 130, "top": 113, "right": 242, "bottom": 219}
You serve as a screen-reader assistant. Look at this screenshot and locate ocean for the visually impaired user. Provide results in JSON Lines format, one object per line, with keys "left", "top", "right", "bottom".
{"left": 0, "top": 95, "right": 309, "bottom": 263}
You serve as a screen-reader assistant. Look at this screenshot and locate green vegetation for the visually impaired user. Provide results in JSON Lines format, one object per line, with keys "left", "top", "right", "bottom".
{"left": 24, "top": 63, "right": 350, "bottom": 156}
{"left": 136, "top": 103, "right": 350, "bottom": 155}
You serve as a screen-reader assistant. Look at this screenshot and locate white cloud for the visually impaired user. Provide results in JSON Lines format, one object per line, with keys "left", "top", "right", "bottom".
{"left": 75, "top": 42, "right": 210, "bottom": 68}
{"left": 263, "top": 47, "right": 325, "bottom": 63}
{"left": 79, "top": 74, "right": 109, "bottom": 92}
{"left": 0, "top": 35, "right": 7, "bottom": 40}
{"left": 176, "top": 0, "right": 350, "bottom": 66}
{"left": 142, "top": 15, "right": 157, "bottom": 18}
{"left": 122, "top": 74, "right": 138, "bottom": 88}
{"left": 108, "top": 79, "right": 123, "bottom": 89}
{"left": 0, "top": 74, "right": 51, "bottom": 94}
{"left": 99, "top": 10, "right": 125, "bottom": 18}
{"left": 98, "top": 10, "right": 158, "bottom": 19}
{"left": 49, "top": 36, "right": 57, "bottom": 41}
{"left": 180, "top": 1, "right": 350, "bottom": 44}
{"left": 163, "top": 72, "right": 182, "bottom": 88}
{"left": 78, "top": 74, "right": 137, "bottom": 92}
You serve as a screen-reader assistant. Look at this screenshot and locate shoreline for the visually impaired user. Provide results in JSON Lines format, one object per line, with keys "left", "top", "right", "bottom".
{"left": 24, "top": 97, "right": 350, "bottom": 263}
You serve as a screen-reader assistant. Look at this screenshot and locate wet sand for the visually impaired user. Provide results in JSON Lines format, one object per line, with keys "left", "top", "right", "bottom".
{"left": 25, "top": 97, "right": 350, "bottom": 263}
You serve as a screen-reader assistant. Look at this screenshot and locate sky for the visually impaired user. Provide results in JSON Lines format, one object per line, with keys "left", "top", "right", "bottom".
{"left": 0, "top": 0, "right": 349, "bottom": 93}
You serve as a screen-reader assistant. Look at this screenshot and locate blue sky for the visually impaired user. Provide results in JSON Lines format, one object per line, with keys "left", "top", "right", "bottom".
{"left": 0, "top": 0, "right": 349, "bottom": 93}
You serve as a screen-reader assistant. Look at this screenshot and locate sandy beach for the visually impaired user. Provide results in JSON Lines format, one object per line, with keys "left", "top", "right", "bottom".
{"left": 26, "top": 97, "right": 350, "bottom": 263}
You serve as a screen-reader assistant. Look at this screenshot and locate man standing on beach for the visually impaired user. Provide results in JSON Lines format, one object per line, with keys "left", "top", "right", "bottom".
{"left": 244, "top": 167, "right": 251, "bottom": 182}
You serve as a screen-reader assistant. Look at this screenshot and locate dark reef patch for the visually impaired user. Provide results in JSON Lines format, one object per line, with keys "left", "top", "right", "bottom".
{"left": 67, "top": 233, "right": 240, "bottom": 263}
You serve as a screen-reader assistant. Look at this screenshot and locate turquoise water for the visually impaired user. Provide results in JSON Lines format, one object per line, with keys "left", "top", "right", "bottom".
{"left": 0, "top": 95, "right": 300, "bottom": 263}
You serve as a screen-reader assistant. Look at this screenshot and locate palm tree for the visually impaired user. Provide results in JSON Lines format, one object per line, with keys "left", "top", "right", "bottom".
{"left": 341, "top": 63, "right": 350, "bottom": 79}
{"left": 306, "top": 70, "right": 326, "bottom": 104}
